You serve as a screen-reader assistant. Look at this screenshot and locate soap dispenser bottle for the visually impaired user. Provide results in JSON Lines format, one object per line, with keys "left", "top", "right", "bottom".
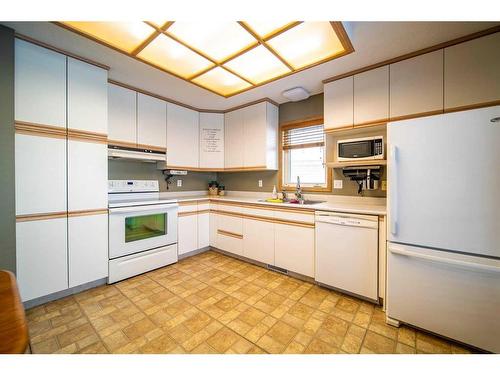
{"left": 272, "top": 185, "right": 278, "bottom": 199}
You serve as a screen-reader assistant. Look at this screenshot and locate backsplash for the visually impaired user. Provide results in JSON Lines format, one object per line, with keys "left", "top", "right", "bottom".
{"left": 108, "top": 159, "right": 216, "bottom": 192}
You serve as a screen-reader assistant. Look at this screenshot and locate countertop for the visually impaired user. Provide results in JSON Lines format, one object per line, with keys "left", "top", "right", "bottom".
{"left": 167, "top": 193, "right": 387, "bottom": 216}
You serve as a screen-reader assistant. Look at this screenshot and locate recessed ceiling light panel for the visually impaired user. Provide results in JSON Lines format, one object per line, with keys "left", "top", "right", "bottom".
{"left": 192, "top": 67, "right": 252, "bottom": 96}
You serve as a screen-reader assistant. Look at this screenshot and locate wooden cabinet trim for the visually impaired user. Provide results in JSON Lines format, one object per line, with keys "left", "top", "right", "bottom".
{"left": 212, "top": 209, "right": 315, "bottom": 228}
{"left": 217, "top": 229, "right": 243, "bottom": 239}
{"left": 16, "top": 211, "right": 67, "bottom": 222}
{"left": 178, "top": 211, "right": 198, "bottom": 217}
{"left": 15, "top": 121, "right": 66, "bottom": 140}
{"left": 443, "top": 99, "right": 500, "bottom": 114}
{"left": 136, "top": 144, "right": 167, "bottom": 153}
{"left": 68, "top": 209, "right": 108, "bottom": 218}
{"left": 68, "top": 129, "right": 108, "bottom": 144}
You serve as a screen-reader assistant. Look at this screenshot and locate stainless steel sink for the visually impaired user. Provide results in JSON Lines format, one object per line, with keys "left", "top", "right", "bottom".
{"left": 257, "top": 199, "right": 325, "bottom": 205}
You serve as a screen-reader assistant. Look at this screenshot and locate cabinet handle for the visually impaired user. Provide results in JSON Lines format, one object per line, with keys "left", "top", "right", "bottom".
{"left": 389, "top": 246, "right": 500, "bottom": 274}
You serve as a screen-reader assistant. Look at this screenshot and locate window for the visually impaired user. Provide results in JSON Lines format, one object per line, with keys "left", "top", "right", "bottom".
{"left": 280, "top": 120, "right": 330, "bottom": 191}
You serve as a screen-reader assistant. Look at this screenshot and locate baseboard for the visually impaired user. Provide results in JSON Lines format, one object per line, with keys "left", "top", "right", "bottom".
{"left": 24, "top": 278, "right": 107, "bottom": 309}
{"left": 178, "top": 246, "right": 211, "bottom": 260}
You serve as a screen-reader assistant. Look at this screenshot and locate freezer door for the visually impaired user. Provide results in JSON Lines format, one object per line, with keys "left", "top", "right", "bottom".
{"left": 387, "top": 243, "right": 500, "bottom": 353}
{"left": 388, "top": 105, "right": 500, "bottom": 257}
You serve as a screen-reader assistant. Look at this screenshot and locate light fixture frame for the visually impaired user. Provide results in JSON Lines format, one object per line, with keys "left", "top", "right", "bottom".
{"left": 55, "top": 21, "right": 354, "bottom": 98}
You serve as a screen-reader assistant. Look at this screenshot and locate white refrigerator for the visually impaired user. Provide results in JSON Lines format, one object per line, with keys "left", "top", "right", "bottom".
{"left": 386, "top": 105, "right": 500, "bottom": 353}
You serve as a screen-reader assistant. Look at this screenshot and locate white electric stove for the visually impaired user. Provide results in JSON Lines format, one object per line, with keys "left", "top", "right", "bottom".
{"left": 107, "top": 180, "right": 178, "bottom": 283}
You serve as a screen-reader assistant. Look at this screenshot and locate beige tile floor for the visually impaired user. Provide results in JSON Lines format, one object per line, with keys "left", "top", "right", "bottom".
{"left": 26, "top": 250, "right": 474, "bottom": 354}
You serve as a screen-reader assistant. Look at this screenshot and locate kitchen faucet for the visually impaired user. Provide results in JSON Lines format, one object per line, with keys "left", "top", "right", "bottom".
{"left": 295, "top": 176, "right": 304, "bottom": 204}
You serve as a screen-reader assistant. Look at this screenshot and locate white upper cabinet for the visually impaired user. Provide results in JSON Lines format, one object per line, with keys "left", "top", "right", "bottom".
{"left": 108, "top": 83, "right": 137, "bottom": 145}
{"left": 324, "top": 76, "right": 354, "bottom": 130}
{"left": 224, "top": 109, "right": 244, "bottom": 169}
{"left": 67, "top": 58, "right": 108, "bottom": 134}
{"left": 354, "top": 66, "right": 389, "bottom": 125}
{"left": 444, "top": 33, "right": 500, "bottom": 110}
{"left": 167, "top": 103, "right": 199, "bottom": 168}
{"left": 199, "top": 113, "right": 224, "bottom": 169}
{"left": 137, "top": 93, "right": 167, "bottom": 150}
{"left": 225, "top": 102, "right": 278, "bottom": 169}
{"left": 389, "top": 50, "right": 444, "bottom": 119}
{"left": 15, "top": 39, "right": 66, "bottom": 127}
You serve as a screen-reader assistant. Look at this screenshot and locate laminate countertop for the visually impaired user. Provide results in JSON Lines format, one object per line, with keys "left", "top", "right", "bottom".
{"left": 169, "top": 194, "right": 387, "bottom": 216}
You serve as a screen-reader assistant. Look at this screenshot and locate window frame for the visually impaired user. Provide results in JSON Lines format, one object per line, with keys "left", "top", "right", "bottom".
{"left": 278, "top": 116, "right": 332, "bottom": 193}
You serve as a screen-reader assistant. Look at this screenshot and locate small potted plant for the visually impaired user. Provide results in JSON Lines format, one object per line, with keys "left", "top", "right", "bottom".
{"left": 218, "top": 184, "right": 225, "bottom": 196}
{"left": 208, "top": 180, "right": 219, "bottom": 196}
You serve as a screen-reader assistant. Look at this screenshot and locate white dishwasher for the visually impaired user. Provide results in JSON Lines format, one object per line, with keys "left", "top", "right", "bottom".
{"left": 315, "top": 211, "right": 379, "bottom": 302}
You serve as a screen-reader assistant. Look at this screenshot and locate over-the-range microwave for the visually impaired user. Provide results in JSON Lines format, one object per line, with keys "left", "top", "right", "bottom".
{"left": 337, "top": 136, "right": 384, "bottom": 161}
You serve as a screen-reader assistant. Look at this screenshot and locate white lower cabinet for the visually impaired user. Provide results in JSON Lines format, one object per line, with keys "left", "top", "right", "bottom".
{"left": 68, "top": 214, "right": 108, "bottom": 288}
{"left": 16, "top": 218, "right": 68, "bottom": 302}
{"left": 178, "top": 214, "right": 198, "bottom": 255}
{"left": 217, "top": 214, "right": 243, "bottom": 256}
{"left": 243, "top": 219, "right": 274, "bottom": 265}
{"left": 197, "top": 212, "right": 210, "bottom": 249}
{"left": 275, "top": 224, "right": 315, "bottom": 277}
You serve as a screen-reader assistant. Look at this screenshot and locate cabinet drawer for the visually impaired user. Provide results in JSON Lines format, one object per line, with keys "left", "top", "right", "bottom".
{"left": 241, "top": 206, "right": 275, "bottom": 220}
{"left": 217, "top": 213, "right": 243, "bottom": 235}
{"left": 273, "top": 209, "right": 315, "bottom": 225}
{"left": 178, "top": 201, "right": 199, "bottom": 213}
{"left": 216, "top": 202, "right": 243, "bottom": 214}
{"left": 217, "top": 230, "right": 243, "bottom": 256}
{"left": 197, "top": 202, "right": 210, "bottom": 211}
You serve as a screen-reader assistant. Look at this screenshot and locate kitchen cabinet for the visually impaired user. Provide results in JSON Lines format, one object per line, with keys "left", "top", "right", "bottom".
{"left": 68, "top": 214, "right": 108, "bottom": 287}
{"left": 15, "top": 134, "right": 67, "bottom": 215}
{"left": 209, "top": 203, "right": 218, "bottom": 248}
{"left": 137, "top": 93, "right": 167, "bottom": 150}
{"left": 15, "top": 39, "right": 66, "bottom": 127}
{"left": 67, "top": 57, "right": 108, "bottom": 135}
{"left": 354, "top": 66, "right": 389, "bottom": 125}
{"left": 16, "top": 218, "right": 68, "bottom": 302}
{"left": 324, "top": 76, "right": 354, "bottom": 130}
{"left": 275, "top": 224, "right": 315, "bottom": 277}
{"left": 224, "top": 102, "right": 278, "bottom": 169}
{"left": 178, "top": 214, "right": 198, "bottom": 256}
{"left": 224, "top": 109, "right": 244, "bottom": 168}
{"left": 217, "top": 214, "right": 243, "bottom": 256}
{"left": 67, "top": 140, "right": 108, "bottom": 211}
{"left": 198, "top": 211, "right": 210, "bottom": 249}
{"left": 167, "top": 103, "right": 199, "bottom": 168}
{"left": 444, "top": 32, "right": 500, "bottom": 110}
{"left": 199, "top": 113, "right": 224, "bottom": 169}
{"left": 243, "top": 218, "right": 275, "bottom": 265}
{"left": 108, "top": 83, "right": 137, "bottom": 145}
{"left": 389, "top": 50, "right": 444, "bottom": 119}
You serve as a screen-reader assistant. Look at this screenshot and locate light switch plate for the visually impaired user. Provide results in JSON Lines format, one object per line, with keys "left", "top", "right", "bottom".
{"left": 381, "top": 180, "right": 387, "bottom": 191}
{"left": 177, "top": 179, "right": 182, "bottom": 187}
{"left": 258, "top": 180, "right": 263, "bottom": 188}
{"left": 333, "top": 180, "right": 343, "bottom": 189}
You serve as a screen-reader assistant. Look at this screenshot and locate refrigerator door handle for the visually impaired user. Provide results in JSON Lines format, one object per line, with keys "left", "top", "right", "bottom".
{"left": 390, "top": 145, "right": 398, "bottom": 235}
{"left": 388, "top": 245, "right": 500, "bottom": 274}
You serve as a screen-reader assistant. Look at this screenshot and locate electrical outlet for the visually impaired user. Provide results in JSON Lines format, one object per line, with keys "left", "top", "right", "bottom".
{"left": 258, "top": 180, "right": 263, "bottom": 188}
{"left": 381, "top": 180, "right": 387, "bottom": 191}
{"left": 177, "top": 179, "right": 182, "bottom": 187}
{"left": 333, "top": 179, "right": 343, "bottom": 189}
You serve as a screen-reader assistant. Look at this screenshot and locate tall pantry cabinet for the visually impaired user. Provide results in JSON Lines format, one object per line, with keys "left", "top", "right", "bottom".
{"left": 14, "top": 39, "right": 109, "bottom": 302}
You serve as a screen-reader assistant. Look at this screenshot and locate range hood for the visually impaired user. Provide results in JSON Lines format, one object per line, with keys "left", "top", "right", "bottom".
{"left": 108, "top": 145, "right": 166, "bottom": 163}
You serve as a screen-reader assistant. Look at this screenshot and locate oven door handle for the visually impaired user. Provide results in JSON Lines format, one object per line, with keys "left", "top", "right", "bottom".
{"left": 109, "top": 203, "right": 178, "bottom": 214}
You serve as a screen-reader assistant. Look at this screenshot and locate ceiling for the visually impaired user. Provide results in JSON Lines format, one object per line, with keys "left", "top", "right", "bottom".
{"left": 58, "top": 21, "right": 352, "bottom": 97}
{"left": 2, "top": 21, "right": 498, "bottom": 110}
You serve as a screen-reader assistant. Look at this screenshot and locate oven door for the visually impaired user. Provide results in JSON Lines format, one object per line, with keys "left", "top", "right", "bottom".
{"left": 109, "top": 203, "right": 178, "bottom": 259}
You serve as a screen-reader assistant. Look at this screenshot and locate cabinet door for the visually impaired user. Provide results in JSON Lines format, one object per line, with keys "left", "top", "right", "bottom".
{"left": 324, "top": 76, "right": 354, "bottom": 130}
{"left": 108, "top": 83, "right": 136, "bottom": 145}
{"left": 68, "top": 140, "right": 108, "bottom": 211}
{"left": 178, "top": 215, "right": 198, "bottom": 255}
{"left": 243, "top": 103, "right": 267, "bottom": 168}
{"left": 199, "top": 113, "right": 224, "bottom": 169}
{"left": 275, "top": 224, "right": 314, "bottom": 277}
{"left": 217, "top": 214, "right": 243, "bottom": 256}
{"left": 444, "top": 33, "right": 500, "bottom": 110}
{"left": 15, "top": 134, "right": 66, "bottom": 215}
{"left": 68, "top": 58, "right": 108, "bottom": 134}
{"left": 390, "top": 50, "right": 443, "bottom": 119}
{"left": 16, "top": 218, "right": 68, "bottom": 301}
{"left": 69, "top": 213, "right": 108, "bottom": 287}
{"left": 198, "top": 212, "right": 210, "bottom": 249}
{"left": 167, "top": 103, "right": 199, "bottom": 168}
{"left": 354, "top": 66, "right": 389, "bottom": 125}
{"left": 224, "top": 109, "right": 244, "bottom": 168}
{"left": 209, "top": 210, "right": 218, "bottom": 248}
{"left": 15, "top": 39, "right": 66, "bottom": 127}
{"left": 137, "top": 93, "right": 167, "bottom": 150}
{"left": 243, "top": 219, "right": 274, "bottom": 265}
{"left": 265, "top": 102, "right": 279, "bottom": 170}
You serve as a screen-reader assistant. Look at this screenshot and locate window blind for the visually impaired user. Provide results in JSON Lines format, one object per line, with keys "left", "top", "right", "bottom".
{"left": 282, "top": 124, "right": 325, "bottom": 150}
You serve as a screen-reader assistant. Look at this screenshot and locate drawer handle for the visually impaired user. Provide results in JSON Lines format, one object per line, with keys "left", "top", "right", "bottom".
{"left": 217, "top": 229, "right": 243, "bottom": 239}
{"left": 389, "top": 246, "right": 500, "bottom": 274}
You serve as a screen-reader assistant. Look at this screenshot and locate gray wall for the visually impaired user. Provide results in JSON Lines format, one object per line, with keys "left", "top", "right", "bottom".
{"left": 108, "top": 160, "right": 216, "bottom": 192}
{"left": 0, "top": 25, "right": 16, "bottom": 272}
